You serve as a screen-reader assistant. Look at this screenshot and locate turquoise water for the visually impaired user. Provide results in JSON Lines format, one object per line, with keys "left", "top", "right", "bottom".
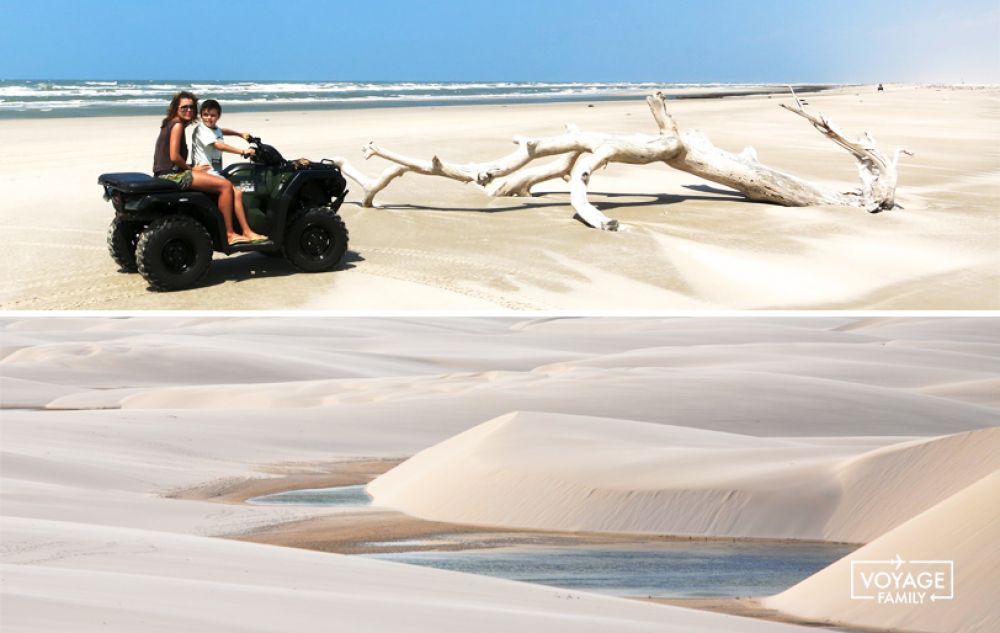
{"left": 248, "top": 484, "right": 855, "bottom": 598}
{"left": 365, "top": 541, "right": 856, "bottom": 598}
{"left": 247, "top": 484, "right": 372, "bottom": 506}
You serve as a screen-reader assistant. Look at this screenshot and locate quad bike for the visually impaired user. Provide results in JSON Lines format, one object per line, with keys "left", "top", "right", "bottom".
{"left": 98, "top": 137, "right": 349, "bottom": 291}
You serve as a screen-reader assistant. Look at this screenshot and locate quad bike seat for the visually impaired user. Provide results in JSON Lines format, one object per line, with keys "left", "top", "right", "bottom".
{"left": 98, "top": 172, "right": 182, "bottom": 193}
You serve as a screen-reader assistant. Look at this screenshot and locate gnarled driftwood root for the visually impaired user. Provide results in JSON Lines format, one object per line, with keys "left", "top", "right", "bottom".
{"left": 335, "top": 89, "right": 911, "bottom": 230}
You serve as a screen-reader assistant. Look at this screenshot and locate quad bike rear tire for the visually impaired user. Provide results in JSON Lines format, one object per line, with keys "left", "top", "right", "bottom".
{"left": 107, "top": 217, "right": 144, "bottom": 273}
{"left": 283, "top": 207, "right": 349, "bottom": 272}
{"left": 136, "top": 216, "right": 213, "bottom": 291}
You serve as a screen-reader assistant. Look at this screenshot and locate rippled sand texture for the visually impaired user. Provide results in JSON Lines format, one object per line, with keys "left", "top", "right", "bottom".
{"left": 2, "top": 85, "right": 997, "bottom": 309}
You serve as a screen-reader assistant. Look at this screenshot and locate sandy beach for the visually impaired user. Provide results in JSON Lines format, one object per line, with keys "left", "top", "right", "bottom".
{"left": 2, "top": 316, "right": 997, "bottom": 632}
{"left": 2, "top": 85, "right": 998, "bottom": 310}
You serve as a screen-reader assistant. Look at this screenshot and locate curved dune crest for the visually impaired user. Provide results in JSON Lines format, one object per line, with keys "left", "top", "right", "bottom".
{"left": 367, "top": 412, "right": 1000, "bottom": 542}
{"left": 1, "top": 340, "right": 398, "bottom": 387}
{"left": 826, "top": 428, "right": 1000, "bottom": 541}
{"left": 764, "top": 471, "right": 1000, "bottom": 633}
{"left": 916, "top": 377, "right": 1000, "bottom": 407}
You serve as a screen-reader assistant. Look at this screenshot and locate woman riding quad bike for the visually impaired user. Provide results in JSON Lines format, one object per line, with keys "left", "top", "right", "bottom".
{"left": 98, "top": 135, "right": 349, "bottom": 291}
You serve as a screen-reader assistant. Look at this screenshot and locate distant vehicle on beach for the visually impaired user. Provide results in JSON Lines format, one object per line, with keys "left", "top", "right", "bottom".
{"left": 98, "top": 137, "right": 349, "bottom": 291}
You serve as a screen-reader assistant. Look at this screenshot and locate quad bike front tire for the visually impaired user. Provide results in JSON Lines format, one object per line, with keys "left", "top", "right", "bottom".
{"left": 283, "top": 207, "right": 349, "bottom": 272}
{"left": 107, "top": 217, "right": 144, "bottom": 273}
{"left": 136, "top": 216, "right": 213, "bottom": 291}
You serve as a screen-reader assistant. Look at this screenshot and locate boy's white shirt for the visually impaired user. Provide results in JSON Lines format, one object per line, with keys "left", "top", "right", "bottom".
{"left": 192, "top": 121, "right": 224, "bottom": 168}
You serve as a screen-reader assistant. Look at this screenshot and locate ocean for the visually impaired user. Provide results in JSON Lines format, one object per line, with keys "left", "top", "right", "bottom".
{"left": 0, "top": 80, "right": 817, "bottom": 118}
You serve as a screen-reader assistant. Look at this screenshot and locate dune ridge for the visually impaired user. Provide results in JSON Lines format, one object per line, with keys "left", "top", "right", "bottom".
{"left": 367, "top": 413, "right": 1000, "bottom": 543}
{"left": 764, "top": 471, "right": 1000, "bottom": 633}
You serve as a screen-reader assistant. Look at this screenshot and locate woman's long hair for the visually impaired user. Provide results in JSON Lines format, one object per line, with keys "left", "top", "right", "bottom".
{"left": 162, "top": 91, "right": 198, "bottom": 128}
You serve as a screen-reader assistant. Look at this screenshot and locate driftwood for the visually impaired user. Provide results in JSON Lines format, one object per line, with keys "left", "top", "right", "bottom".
{"left": 334, "top": 89, "right": 912, "bottom": 231}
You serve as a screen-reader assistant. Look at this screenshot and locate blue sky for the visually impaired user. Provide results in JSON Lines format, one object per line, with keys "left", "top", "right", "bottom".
{"left": 1, "top": 0, "right": 997, "bottom": 82}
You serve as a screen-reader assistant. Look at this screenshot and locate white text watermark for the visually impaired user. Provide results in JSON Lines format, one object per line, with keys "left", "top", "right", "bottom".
{"left": 850, "top": 555, "right": 953, "bottom": 605}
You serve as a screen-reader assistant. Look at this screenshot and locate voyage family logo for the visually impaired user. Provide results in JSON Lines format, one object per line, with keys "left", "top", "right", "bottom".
{"left": 850, "top": 554, "right": 954, "bottom": 605}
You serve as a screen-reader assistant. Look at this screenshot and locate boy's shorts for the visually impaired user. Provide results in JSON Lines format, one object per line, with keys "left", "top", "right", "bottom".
{"left": 156, "top": 170, "right": 193, "bottom": 190}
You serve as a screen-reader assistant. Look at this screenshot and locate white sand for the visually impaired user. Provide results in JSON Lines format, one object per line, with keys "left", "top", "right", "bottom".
{"left": 2, "top": 317, "right": 998, "bottom": 631}
{"left": 2, "top": 85, "right": 998, "bottom": 309}
{"left": 6, "top": 516, "right": 808, "bottom": 633}
{"left": 764, "top": 471, "right": 1000, "bottom": 633}
{"left": 366, "top": 413, "right": 1000, "bottom": 543}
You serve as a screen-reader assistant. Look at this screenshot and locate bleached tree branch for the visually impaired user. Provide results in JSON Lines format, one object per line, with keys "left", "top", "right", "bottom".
{"left": 334, "top": 89, "right": 910, "bottom": 229}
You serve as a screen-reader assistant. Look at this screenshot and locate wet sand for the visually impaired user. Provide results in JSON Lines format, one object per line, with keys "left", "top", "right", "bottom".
{"left": 167, "top": 458, "right": 403, "bottom": 505}
{"left": 641, "top": 598, "right": 884, "bottom": 632}
{"left": 213, "top": 459, "right": 860, "bottom": 632}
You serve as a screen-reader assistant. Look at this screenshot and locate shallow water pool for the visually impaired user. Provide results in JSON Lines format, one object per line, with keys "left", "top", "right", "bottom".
{"left": 247, "top": 485, "right": 856, "bottom": 599}
{"left": 364, "top": 540, "right": 856, "bottom": 598}
{"left": 247, "top": 484, "right": 372, "bottom": 507}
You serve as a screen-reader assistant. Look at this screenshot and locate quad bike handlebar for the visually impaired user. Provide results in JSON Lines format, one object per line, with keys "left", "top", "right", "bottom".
{"left": 245, "top": 136, "right": 285, "bottom": 167}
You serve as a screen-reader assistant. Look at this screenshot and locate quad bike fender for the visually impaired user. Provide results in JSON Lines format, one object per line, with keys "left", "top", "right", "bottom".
{"left": 126, "top": 192, "right": 228, "bottom": 250}
{"left": 280, "top": 170, "right": 348, "bottom": 216}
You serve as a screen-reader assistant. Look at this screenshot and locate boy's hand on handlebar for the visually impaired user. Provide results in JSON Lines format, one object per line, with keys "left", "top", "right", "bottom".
{"left": 241, "top": 148, "right": 256, "bottom": 158}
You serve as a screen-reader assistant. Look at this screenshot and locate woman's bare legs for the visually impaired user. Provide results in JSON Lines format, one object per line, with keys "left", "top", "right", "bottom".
{"left": 233, "top": 188, "right": 268, "bottom": 241}
{"left": 189, "top": 171, "right": 243, "bottom": 244}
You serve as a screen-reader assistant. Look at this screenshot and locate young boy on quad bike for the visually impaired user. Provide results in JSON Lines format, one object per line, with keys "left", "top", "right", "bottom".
{"left": 190, "top": 98, "right": 268, "bottom": 244}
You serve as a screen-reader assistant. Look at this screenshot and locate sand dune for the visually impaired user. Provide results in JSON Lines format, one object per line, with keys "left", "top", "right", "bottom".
{"left": 5, "top": 517, "right": 803, "bottom": 633}
{"left": 764, "top": 471, "right": 1000, "bottom": 633}
{"left": 2, "top": 317, "right": 998, "bottom": 632}
{"left": 0, "top": 375, "right": 95, "bottom": 409}
{"left": 916, "top": 377, "right": 1000, "bottom": 407}
{"left": 6, "top": 318, "right": 994, "bottom": 442}
{"left": 367, "top": 412, "right": 1000, "bottom": 542}
{"left": 41, "top": 365, "right": 1000, "bottom": 440}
